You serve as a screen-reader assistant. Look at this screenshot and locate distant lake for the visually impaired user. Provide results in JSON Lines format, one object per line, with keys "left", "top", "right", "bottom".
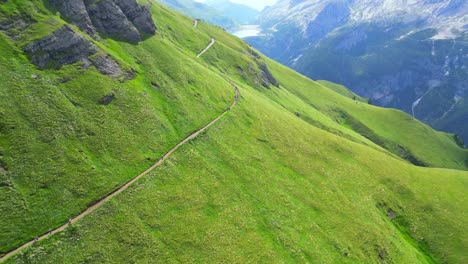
{"left": 231, "top": 25, "right": 262, "bottom": 38}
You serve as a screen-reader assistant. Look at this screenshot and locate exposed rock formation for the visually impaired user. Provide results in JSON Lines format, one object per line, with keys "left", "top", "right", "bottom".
{"left": 49, "top": 0, "right": 156, "bottom": 43}
{"left": 239, "top": 50, "right": 279, "bottom": 89}
{"left": 113, "top": 0, "right": 156, "bottom": 35}
{"left": 24, "top": 26, "right": 97, "bottom": 69}
{"left": 24, "top": 26, "right": 127, "bottom": 78}
{"left": 16, "top": 0, "right": 156, "bottom": 78}
{"left": 304, "top": 1, "right": 349, "bottom": 39}
{"left": 259, "top": 62, "right": 279, "bottom": 88}
{"left": 84, "top": 0, "right": 141, "bottom": 43}
{"left": 0, "top": 14, "right": 36, "bottom": 40}
{"left": 90, "top": 53, "right": 130, "bottom": 79}
{"left": 49, "top": 0, "right": 95, "bottom": 37}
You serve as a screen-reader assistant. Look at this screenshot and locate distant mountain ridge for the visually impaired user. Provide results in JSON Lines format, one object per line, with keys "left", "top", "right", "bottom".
{"left": 158, "top": 0, "right": 259, "bottom": 29}
{"left": 260, "top": 0, "right": 467, "bottom": 35}
{"left": 206, "top": 0, "right": 259, "bottom": 24}
{"left": 249, "top": 0, "right": 468, "bottom": 144}
{"left": 157, "top": 0, "right": 237, "bottom": 29}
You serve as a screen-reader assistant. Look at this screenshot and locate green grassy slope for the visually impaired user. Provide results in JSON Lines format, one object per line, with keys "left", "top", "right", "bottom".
{"left": 0, "top": 0, "right": 234, "bottom": 253}
{"left": 10, "top": 84, "right": 467, "bottom": 264}
{"left": 264, "top": 60, "right": 468, "bottom": 169}
{"left": 317, "top": 80, "right": 368, "bottom": 103}
{"left": 0, "top": 1, "right": 467, "bottom": 263}
{"left": 184, "top": 20, "right": 468, "bottom": 170}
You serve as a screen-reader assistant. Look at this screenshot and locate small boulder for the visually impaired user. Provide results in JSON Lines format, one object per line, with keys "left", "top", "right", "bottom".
{"left": 386, "top": 208, "right": 396, "bottom": 220}
{"left": 151, "top": 82, "right": 160, "bottom": 90}
{"left": 99, "top": 93, "right": 115, "bottom": 105}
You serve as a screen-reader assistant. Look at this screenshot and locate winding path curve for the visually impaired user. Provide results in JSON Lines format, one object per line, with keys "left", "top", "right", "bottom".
{"left": 197, "top": 38, "right": 215, "bottom": 58}
{"left": 0, "top": 43, "right": 239, "bottom": 261}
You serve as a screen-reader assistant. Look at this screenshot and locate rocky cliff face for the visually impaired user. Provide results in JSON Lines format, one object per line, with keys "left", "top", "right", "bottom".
{"left": 48, "top": 0, "right": 96, "bottom": 37}
{"left": 0, "top": 0, "right": 157, "bottom": 79}
{"left": 258, "top": 62, "right": 279, "bottom": 88}
{"left": 24, "top": 25, "right": 97, "bottom": 69}
{"left": 304, "top": 1, "right": 349, "bottom": 40}
{"left": 24, "top": 25, "right": 129, "bottom": 78}
{"left": 50, "top": 0, "right": 156, "bottom": 43}
{"left": 114, "top": 0, "right": 157, "bottom": 34}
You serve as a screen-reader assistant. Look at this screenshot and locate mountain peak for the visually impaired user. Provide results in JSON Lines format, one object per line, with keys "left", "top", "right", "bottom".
{"left": 261, "top": 0, "right": 467, "bottom": 37}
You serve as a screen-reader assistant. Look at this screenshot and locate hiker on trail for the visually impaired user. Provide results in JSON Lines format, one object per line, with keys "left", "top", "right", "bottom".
{"left": 68, "top": 219, "right": 72, "bottom": 225}
{"left": 48, "top": 229, "right": 52, "bottom": 235}
{"left": 34, "top": 237, "right": 38, "bottom": 242}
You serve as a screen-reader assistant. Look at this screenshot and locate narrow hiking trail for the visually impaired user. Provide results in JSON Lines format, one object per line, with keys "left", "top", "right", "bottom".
{"left": 197, "top": 38, "right": 215, "bottom": 58}
{"left": 0, "top": 50, "right": 239, "bottom": 262}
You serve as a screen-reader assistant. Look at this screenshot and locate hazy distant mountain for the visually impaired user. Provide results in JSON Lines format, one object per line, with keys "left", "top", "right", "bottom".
{"left": 158, "top": 0, "right": 260, "bottom": 29}
{"left": 158, "top": 0, "right": 237, "bottom": 29}
{"left": 249, "top": 0, "right": 468, "bottom": 143}
{"left": 259, "top": 0, "right": 467, "bottom": 35}
{"left": 205, "top": 0, "right": 259, "bottom": 24}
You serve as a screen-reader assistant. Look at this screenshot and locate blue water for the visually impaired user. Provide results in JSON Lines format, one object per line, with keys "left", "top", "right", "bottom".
{"left": 231, "top": 25, "right": 261, "bottom": 38}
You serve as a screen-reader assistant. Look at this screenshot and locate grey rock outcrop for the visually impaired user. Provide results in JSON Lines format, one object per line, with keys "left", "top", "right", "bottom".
{"left": 50, "top": 0, "right": 156, "bottom": 43}
{"left": 85, "top": 0, "right": 142, "bottom": 43}
{"left": 248, "top": 61, "right": 279, "bottom": 89}
{"left": 24, "top": 26, "right": 98, "bottom": 69}
{"left": 49, "top": 0, "right": 96, "bottom": 37}
{"left": 259, "top": 62, "right": 279, "bottom": 88}
{"left": 0, "top": 14, "right": 36, "bottom": 40}
{"left": 113, "top": 0, "right": 156, "bottom": 35}
{"left": 91, "top": 53, "right": 132, "bottom": 79}
{"left": 24, "top": 25, "right": 127, "bottom": 78}
{"left": 240, "top": 50, "right": 279, "bottom": 89}
{"left": 304, "top": 1, "right": 350, "bottom": 40}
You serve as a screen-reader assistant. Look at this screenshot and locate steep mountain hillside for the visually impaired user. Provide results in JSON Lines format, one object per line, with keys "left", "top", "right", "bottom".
{"left": 0, "top": 0, "right": 467, "bottom": 263}
{"left": 249, "top": 0, "right": 468, "bottom": 144}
